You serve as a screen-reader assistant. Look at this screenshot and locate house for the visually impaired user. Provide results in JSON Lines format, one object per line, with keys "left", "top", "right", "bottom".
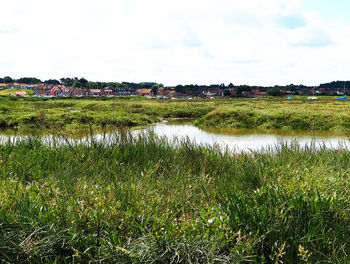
{"left": 202, "top": 90, "right": 217, "bottom": 97}
{"left": 70, "top": 88, "right": 89, "bottom": 97}
{"left": 103, "top": 89, "right": 113, "bottom": 96}
{"left": 136, "top": 89, "right": 154, "bottom": 96}
{"left": 89, "top": 89, "right": 102, "bottom": 96}
{"left": 115, "top": 87, "right": 136, "bottom": 96}
{"left": 15, "top": 91, "right": 27, "bottom": 97}
{"left": 185, "top": 90, "right": 201, "bottom": 96}
{"left": 33, "top": 89, "right": 50, "bottom": 97}
{"left": 32, "top": 83, "right": 47, "bottom": 90}
{"left": 50, "top": 86, "right": 62, "bottom": 96}
{"left": 157, "top": 88, "right": 165, "bottom": 95}
{"left": 251, "top": 89, "right": 267, "bottom": 96}
{"left": 164, "top": 90, "right": 176, "bottom": 97}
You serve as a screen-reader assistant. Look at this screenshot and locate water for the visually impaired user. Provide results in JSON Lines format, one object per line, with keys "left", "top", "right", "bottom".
{"left": 141, "top": 122, "right": 350, "bottom": 152}
{"left": 1, "top": 122, "right": 350, "bottom": 152}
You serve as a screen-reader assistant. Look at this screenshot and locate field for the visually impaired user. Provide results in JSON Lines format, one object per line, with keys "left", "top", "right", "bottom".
{"left": 0, "top": 89, "right": 34, "bottom": 96}
{"left": 0, "top": 96, "right": 350, "bottom": 131}
{"left": 0, "top": 96, "right": 350, "bottom": 263}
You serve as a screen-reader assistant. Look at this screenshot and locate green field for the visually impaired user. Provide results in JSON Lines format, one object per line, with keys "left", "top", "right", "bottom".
{"left": 0, "top": 96, "right": 349, "bottom": 132}
{"left": 0, "top": 89, "right": 34, "bottom": 96}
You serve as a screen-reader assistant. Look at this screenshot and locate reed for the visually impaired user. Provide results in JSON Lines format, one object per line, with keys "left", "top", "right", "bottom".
{"left": 0, "top": 132, "right": 349, "bottom": 263}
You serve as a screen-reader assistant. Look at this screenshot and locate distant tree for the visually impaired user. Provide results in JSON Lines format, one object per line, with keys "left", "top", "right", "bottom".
{"left": 140, "top": 82, "right": 157, "bottom": 88}
{"left": 79, "top": 78, "right": 88, "bottom": 88}
{"left": 223, "top": 89, "right": 231, "bottom": 96}
{"left": 17, "top": 77, "right": 41, "bottom": 84}
{"left": 87, "top": 82, "right": 97, "bottom": 89}
{"left": 228, "top": 83, "right": 234, "bottom": 89}
{"left": 44, "top": 79, "right": 60, "bottom": 85}
{"left": 0, "top": 77, "right": 3, "bottom": 83}
{"left": 60, "top": 78, "right": 75, "bottom": 86}
{"left": 320, "top": 80, "right": 350, "bottom": 91}
{"left": 72, "top": 81, "right": 82, "bottom": 88}
{"left": 151, "top": 85, "right": 158, "bottom": 95}
{"left": 3, "top": 76, "right": 13, "bottom": 84}
{"left": 267, "top": 88, "right": 284, "bottom": 96}
{"left": 175, "top": 85, "right": 183, "bottom": 93}
{"left": 236, "top": 85, "right": 252, "bottom": 96}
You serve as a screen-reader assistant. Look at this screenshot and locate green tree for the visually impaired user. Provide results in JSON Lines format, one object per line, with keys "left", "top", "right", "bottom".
{"left": 223, "top": 89, "right": 231, "bottom": 96}
{"left": 44, "top": 79, "right": 60, "bottom": 85}
{"left": 151, "top": 85, "right": 158, "bottom": 95}
{"left": 79, "top": 78, "right": 88, "bottom": 88}
{"left": 72, "top": 81, "right": 82, "bottom": 88}
{"left": 267, "top": 88, "right": 284, "bottom": 96}
{"left": 3, "top": 76, "right": 13, "bottom": 84}
{"left": 17, "top": 77, "right": 41, "bottom": 84}
{"left": 236, "top": 85, "right": 252, "bottom": 96}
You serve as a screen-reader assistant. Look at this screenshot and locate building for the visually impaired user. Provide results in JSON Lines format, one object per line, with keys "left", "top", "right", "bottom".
{"left": 136, "top": 89, "right": 154, "bottom": 96}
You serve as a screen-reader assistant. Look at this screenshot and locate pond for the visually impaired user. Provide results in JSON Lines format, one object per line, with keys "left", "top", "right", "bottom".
{"left": 1, "top": 121, "right": 350, "bottom": 152}
{"left": 143, "top": 121, "right": 350, "bottom": 152}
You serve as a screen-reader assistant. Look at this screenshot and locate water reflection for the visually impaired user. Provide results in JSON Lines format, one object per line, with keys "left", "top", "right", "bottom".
{"left": 144, "top": 123, "right": 350, "bottom": 152}
{"left": 1, "top": 123, "right": 350, "bottom": 153}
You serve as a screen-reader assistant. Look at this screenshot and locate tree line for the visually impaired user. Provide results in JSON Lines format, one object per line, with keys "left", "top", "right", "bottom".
{"left": 0, "top": 76, "right": 348, "bottom": 93}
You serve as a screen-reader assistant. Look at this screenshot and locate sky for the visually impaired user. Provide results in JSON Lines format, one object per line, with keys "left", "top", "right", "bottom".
{"left": 1, "top": 0, "right": 350, "bottom": 86}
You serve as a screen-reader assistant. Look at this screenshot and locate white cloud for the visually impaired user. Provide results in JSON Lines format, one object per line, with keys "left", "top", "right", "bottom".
{"left": 0, "top": 0, "right": 350, "bottom": 85}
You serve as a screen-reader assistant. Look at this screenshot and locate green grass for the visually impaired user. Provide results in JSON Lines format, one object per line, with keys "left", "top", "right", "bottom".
{"left": 0, "top": 96, "right": 349, "bottom": 131}
{"left": 0, "top": 89, "right": 34, "bottom": 96}
{"left": 0, "top": 132, "right": 349, "bottom": 263}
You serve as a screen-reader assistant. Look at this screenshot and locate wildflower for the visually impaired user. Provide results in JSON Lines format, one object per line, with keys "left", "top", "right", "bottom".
{"left": 298, "top": 245, "right": 311, "bottom": 262}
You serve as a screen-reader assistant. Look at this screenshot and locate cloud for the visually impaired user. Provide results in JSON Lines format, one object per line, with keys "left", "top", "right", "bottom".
{"left": 292, "top": 29, "right": 333, "bottom": 47}
{"left": 180, "top": 27, "right": 203, "bottom": 48}
{"left": 232, "top": 59, "right": 260, "bottom": 64}
{"left": 278, "top": 13, "right": 306, "bottom": 29}
{"left": 0, "top": 27, "right": 19, "bottom": 34}
{"left": 286, "top": 12, "right": 334, "bottom": 47}
{"left": 0, "top": 0, "right": 349, "bottom": 86}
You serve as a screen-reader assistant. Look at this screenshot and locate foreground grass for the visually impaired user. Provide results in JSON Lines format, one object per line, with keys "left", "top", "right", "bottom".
{"left": 0, "top": 96, "right": 350, "bottom": 131}
{"left": 0, "top": 133, "right": 349, "bottom": 263}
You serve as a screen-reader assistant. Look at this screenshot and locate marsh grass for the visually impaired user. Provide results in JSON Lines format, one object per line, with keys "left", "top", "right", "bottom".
{"left": 0, "top": 131, "right": 349, "bottom": 263}
{"left": 0, "top": 96, "right": 349, "bottom": 131}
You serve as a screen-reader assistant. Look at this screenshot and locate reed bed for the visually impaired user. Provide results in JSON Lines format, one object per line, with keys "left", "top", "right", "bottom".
{"left": 0, "top": 132, "right": 349, "bottom": 263}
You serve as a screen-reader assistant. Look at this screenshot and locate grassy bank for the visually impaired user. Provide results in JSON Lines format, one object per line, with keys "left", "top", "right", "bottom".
{"left": 0, "top": 96, "right": 213, "bottom": 130}
{"left": 194, "top": 99, "right": 350, "bottom": 131}
{"left": 0, "top": 96, "right": 349, "bottom": 131}
{"left": 1, "top": 133, "right": 349, "bottom": 263}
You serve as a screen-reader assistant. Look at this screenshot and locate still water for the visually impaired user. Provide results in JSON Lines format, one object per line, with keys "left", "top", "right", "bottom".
{"left": 1, "top": 122, "right": 350, "bottom": 152}
{"left": 144, "top": 122, "right": 350, "bottom": 152}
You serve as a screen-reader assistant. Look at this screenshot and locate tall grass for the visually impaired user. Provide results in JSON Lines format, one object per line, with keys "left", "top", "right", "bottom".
{"left": 0, "top": 132, "right": 349, "bottom": 263}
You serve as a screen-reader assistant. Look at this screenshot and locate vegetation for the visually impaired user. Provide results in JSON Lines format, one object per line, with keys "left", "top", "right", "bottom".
{"left": 1, "top": 75, "right": 350, "bottom": 94}
{"left": 0, "top": 96, "right": 349, "bottom": 132}
{"left": 193, "top": 98, "right": 350, "bottom": 131}
{"left": 0, "top": 96, "right": 213, "bottom": 130}
{"left": 0, "top": 89, "right": 34, "bottom": 96}
{"left": 0, "top": 132, "right": 349, "bottom": 263}
{"left": 266, "top": 88, "right": 284, "bottom": 97}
